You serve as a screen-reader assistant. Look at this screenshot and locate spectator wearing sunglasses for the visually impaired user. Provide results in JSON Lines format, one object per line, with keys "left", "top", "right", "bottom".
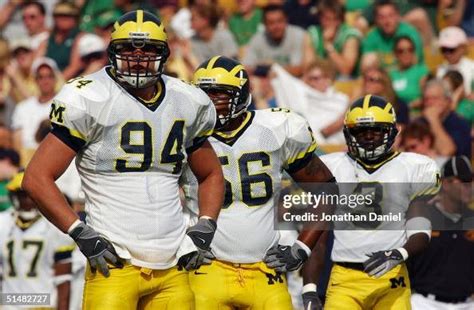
{"left": 353, "top": 66, "right": 410, "bottom": 127}
{"left": 389, "top": 35, "right": 429, "bottom": 108}
{"left": 436, "top": 26, "right": 474, "bottom": 95}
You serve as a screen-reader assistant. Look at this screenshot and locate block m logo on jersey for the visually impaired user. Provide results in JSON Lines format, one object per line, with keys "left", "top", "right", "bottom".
{"left": 265, "top": 272, "right": 284, "bottom": 285}
{"left": 50, "top": 102, "right": 65, "bottom": 124}
{"left": 390, "top": 276, "right": 406, "bottom": 288}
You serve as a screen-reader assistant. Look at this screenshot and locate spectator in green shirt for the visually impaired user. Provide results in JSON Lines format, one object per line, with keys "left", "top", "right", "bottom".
{"left": 362, "top": 0, "right": 424, "bottom": 72}
{"left": 307, "top": 0, "right": 362, "bottom": 78}
{"left": 228, "top": 0, "right": 263, "bottom": 47}
{"left": 389, "top": 35, "right": 429, "bottom": 107}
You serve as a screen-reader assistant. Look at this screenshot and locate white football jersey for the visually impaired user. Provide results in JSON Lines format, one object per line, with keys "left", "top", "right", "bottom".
{"left": 1, "top": 216, "right": 75, "bottom": 308}
{"left": 49, "top": 68, "right": 216, "bottom": 269}
{"left": 320, "top": 152, "right": 440, "bottom": 262}
{"left": 182, "top": 109, "right": 317, "bottom": 263}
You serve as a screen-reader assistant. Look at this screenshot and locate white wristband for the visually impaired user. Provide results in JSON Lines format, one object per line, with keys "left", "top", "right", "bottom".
{"left": 302, "top": 283, "right": 317, "bottom": 293}
{"left": 67, "top": 219, "right": 82, "bottom": 235}
{"left": 397, "top": 248, "right": 409, "bottom": 261}
{"left": 295, "top": 240, "right": 312, "bottom": 257}
{"left": 199, "top": 215, "right": 213, "bottom": 220}
{"left": 53, "top": 274, "right": 73, "bottom": 285}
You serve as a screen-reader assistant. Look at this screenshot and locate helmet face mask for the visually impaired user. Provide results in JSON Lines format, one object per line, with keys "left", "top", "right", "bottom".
{"left": 6, "top": 172, "right": 40, "bottom": 221}
{"left": 108, "top": 10, "right": 169, "bottom": 89}
{"left": 199, "top": 84, "right": 248, "bottom": 128}
{"left": 193, "top": 56, "right": 251, "bottom": 129}
{"left": 344, "top": 95, "right": 398, "bottom": 162}
{"left": 9, "top": 191, "right": 39, "bottom": 221}
{"left": 344, "top": 123, "right": 398, "bottom": 161}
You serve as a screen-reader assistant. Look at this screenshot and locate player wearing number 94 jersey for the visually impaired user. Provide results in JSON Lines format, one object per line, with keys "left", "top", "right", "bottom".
{"left": 22, "top": 10, "right": 225, "bottom": 310}
{"left": 181, "top": 56, "right": 335, "bottom": 310}
{"left": 302, "top": 95, "right": 441, "bottom": 310}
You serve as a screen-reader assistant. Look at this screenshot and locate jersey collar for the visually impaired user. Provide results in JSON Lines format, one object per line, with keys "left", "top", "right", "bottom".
{"left": 212, "top": 111, "right": 255, "bottom": 146}
{"left": 105, "top": 66, "right": 166, "bottom": 112}
{"left": 348, "top": 151, "right": 401, "bottom": 174}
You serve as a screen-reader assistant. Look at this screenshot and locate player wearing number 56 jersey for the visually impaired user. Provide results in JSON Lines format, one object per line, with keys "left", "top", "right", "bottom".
{"left": 22, "top": 10, "right": 225, "bottom": 310}
{"left": 302, "top": 95, "right": 441, "bottom": 310}
{"left": 181, "top": 56, "right": 335, "bottom": 309}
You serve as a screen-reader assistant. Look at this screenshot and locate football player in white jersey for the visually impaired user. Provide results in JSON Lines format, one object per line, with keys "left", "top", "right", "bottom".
{"left": 301, "top": 95, "right": 441, "bottom": 310}
{"left": 21, "top": 10, "right": 224, "bottom": 309}
{"left": 0, "top": 172, "right": 74, "bottom": 310}
{"left": 182, "top": 56, "right": 336, "bottom": 309}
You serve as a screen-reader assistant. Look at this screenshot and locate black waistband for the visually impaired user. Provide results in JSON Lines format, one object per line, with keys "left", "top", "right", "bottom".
{"left": 336, "top": 262, "right": 365, "bottom": 271}
{"left": 417, "top": 291, "right": 469, "bottom": 304}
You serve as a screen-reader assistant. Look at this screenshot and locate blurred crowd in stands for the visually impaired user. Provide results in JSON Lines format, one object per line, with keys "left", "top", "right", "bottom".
{"left": 0, "top": 0, "right": 472, "bottom": 208}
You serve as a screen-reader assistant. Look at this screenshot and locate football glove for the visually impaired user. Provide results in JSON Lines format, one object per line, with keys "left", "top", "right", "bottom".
{"left": 302, "top": 291, "right": 323, "bottom": 310}
{"left": 264, "top": 242, "right": 310, "bottom": 273}
{"left": 178, "top": 217, "right": 217, "bottom": 271}
{"left": 363, "top": 248, "right": 408, "bottom": 278}
{"left": 69, "top": 222, "right": 123, "bottom": 277}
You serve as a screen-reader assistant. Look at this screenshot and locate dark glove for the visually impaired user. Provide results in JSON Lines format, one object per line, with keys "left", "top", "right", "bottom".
{"left": 178, "top": 217, "right": 217, "bottom": 271}
{"left": 363, "top": 248, "right": 407, "bottom": 278}
{"left": 69, "top": 222, "right": 123, "bottom": 277}
{"left": 263, "top": 242, "right": 309, "bottom": 273}
{"left": 302, "top": 291, "right": 323, "bottom": 310}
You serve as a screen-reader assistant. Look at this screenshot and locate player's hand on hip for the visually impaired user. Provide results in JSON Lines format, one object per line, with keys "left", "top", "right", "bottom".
{"left": 363, "top": 248, "right": 407, "bottom": 278}
{"left": 69, "top": 222, "right": 123, "bottom": 277}
{"left": 178, "top": 217, "right": 217, "bottom": 271}
{"left": 302, "top": 292, "right": 323, "bottom": 310}
{"left": 263, "top": 242, "right": 309, "bottom": 273}
{"left": 178, "top": 248, "right": 215, "bottom": 271}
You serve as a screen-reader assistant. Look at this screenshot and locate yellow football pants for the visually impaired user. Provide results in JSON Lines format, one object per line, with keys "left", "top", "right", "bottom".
{"left": 189, "top": 260, "right": 293, "bottom": 310}
{"left": 325, "top": 263, "right": 411, "bottom": 310}
{"left": 82, "top": 263, "right": 194, "bottom": 310}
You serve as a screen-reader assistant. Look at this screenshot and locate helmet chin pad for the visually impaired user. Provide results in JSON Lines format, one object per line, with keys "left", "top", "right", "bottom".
{"left": 115, "top": 56, "right": 162, "bottom": 88}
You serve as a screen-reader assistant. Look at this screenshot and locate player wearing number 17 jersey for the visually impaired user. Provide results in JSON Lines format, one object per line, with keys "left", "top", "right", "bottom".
{"left": 302, "top": 95, "right": 441, "bottom": 310}
{"left": 181, "top": 56, "right": 335, "bottom": 309}
{"left": 22, "top": 10, "right": 224, "bottom": 310}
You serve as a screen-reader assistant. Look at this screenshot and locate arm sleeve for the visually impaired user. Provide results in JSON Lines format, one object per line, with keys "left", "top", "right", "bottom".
{"left": 410, "top": 158, "right": 441, "bottom": 200}
{"left": 185, "top": 93, "right": 216, "bottom": 154}
{"left": 49, "top": 85, "right": 91, "bottom": 152}
{"left": 282, "top": 111, "right": 318, "bottom": 173}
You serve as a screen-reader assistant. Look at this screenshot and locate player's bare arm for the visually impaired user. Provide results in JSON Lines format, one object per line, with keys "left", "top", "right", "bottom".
{"left": 265, "top": 148, "right": 337, "bottom": 273}
{"left": 401, "top": 197, "right": 433, "bottom": 257}
{"left": 301, "top": 231, "right": 329, "bottom": 310}
{"left": 187, "top": 140, "right": 225, "bottom": 220}
{"left": 291, "top": 155, "right": 335, "bottom": 184}
{"left": 178, "top": 140, "right": 224, "bottom": 271}
{"left": 54, "top": 261, "right": 71, "bottom": 310}
{"left": 22, "top": 133, "right": 78, "bottom": 233}
{"left": 363, "top": 197, "right": 433, "bottom": 278}
{"left": 23, "top": 134, "right": 122, "bottom": 277}
{"left": 291, "top": 155, "right": 337, "bottom": 249}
